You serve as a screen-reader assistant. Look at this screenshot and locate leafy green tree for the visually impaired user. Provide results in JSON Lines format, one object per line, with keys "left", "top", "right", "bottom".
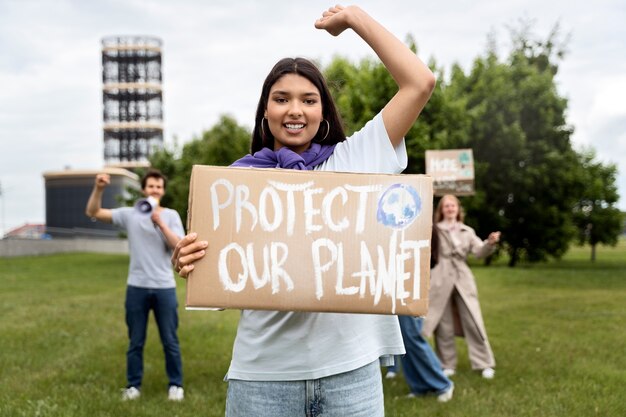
{"left": 573, "top": 149, "right": 623, "bottom": 261}
{"left": 324, "top": 55, "right": 395, "bottom": 136}
{"left": 150, "top": 115, "right": 251, "bottom": 223}
{"left": 449, "top": 26, "right": 582, "bottom": 266}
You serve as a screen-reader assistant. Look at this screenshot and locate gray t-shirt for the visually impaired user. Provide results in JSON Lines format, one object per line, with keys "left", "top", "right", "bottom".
{"left": 226, "top": 112, "right": 407, "bottom": 381}
{"left": 112, "top": 207, "right": 184, "bottom": 289}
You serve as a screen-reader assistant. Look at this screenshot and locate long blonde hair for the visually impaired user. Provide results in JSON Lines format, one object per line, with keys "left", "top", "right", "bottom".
{"left": 434, "top": 194, "right": 465, "bottom": 223}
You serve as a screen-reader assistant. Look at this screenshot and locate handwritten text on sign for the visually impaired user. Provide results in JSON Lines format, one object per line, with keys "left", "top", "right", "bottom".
{"left": 425, "top": 149, "right": 475, "bottom": 196}
{"left": 186, "top": 166, "right": 433, "bottom": 315}
{"left": 208, "top": 178, "right": 428, "bottom": 313}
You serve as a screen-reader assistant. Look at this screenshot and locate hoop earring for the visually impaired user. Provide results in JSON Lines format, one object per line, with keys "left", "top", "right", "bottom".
{"left": 319, "top": 119, "right": 330, "bottom": 142}
{"left": 260, "top": 117, "right": 269, "bottom": 141}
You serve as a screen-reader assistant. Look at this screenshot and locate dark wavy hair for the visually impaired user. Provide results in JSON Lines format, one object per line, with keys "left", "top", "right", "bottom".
{"left": 250, "top": 57, "right": 346, "bottom": 153}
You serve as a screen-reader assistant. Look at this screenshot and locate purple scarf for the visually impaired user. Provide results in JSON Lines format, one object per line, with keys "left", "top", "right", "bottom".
{"left": 231, "top": 143, "right": 336, "bottom": 170}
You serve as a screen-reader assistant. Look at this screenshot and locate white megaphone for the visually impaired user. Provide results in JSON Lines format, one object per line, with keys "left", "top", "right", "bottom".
{"left": 134, "top": 196, "right": 159, "bottom": 214}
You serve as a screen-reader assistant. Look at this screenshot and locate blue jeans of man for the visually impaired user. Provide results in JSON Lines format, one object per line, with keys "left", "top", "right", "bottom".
{"left": 226, "top": 360, "right": 384, "bottom": 417}
{"left": 388, "top": 316, "right": 451, "bottom": 395}
{"left": 125, "top": 285, "right": 183, "bottom": 388}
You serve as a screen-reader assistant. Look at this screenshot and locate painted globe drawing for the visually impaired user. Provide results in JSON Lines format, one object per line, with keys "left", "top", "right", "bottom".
{"left": 376, "top": 184, "right": 421, "bottom": 229}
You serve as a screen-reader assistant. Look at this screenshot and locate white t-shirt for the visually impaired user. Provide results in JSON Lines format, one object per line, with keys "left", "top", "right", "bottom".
{"left": 226, "top": 112, "right": 407, "bottom": 381}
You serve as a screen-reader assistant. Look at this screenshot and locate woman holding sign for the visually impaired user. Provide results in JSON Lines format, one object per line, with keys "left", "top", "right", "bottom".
{"left": 173, "top": 5, "right": 435, "bottom": 416}
{"left": 423, "top": 194, "right": 501, "bottom": 379}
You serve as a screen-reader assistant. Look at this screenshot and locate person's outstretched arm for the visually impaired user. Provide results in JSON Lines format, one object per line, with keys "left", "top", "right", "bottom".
{"left": 85, "top": 173, "right": 113, "bottom": 223}
{"left": 315, "top": 5, "right": 436, "bottom": 147}
{"left": 470, "top": 230, "right": 501, "bottom": 259}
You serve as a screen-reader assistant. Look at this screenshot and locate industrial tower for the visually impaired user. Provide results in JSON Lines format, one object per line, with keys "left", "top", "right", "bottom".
{"left": 101, "top": 36, "right": 164, "bottom": 166}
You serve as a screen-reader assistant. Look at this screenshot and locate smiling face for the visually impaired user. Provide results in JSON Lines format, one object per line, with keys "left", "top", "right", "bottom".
{"left": 264, "top": 73, "right": 323, "bottom": 154}
{"left": 441, "top": 195, "right": 460, "bottom": 222}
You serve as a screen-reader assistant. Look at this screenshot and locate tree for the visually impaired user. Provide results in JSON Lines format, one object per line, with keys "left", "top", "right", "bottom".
{"left": 572, "top": 149, "right": 623, "bottom": 261}
{"left": 324, "top": 55, "right": 395, "bottom": 136}
{"left": 448, "top": 25, "right": 582, "bottom": 266}
{"left": 150, "top": 115, "right": 251, "bottom": 222}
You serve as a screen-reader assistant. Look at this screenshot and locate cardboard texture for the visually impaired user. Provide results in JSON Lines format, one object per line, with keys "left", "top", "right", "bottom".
{"left": 186, "top": 165, "right": 433, "bottom": 316}
{"left": 425, "top": 149, "right": 475, "bottom": 196}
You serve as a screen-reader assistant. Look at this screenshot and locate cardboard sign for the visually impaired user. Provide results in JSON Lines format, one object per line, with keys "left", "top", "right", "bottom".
{"left": 186, "top": 165, "right": 433, "bottom": 316}
{"left": 425, "top": 149, "right": 475, "bottom": 196}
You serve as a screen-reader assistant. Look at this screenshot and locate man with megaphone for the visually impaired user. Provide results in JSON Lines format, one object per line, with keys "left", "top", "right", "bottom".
{"left": 86, "top": 169, "right": 185, "bottom": 402}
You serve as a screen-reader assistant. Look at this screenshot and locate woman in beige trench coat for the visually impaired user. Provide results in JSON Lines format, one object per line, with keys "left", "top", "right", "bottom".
{"left": 423, "top": 194, "right": 501, "bottom": 379}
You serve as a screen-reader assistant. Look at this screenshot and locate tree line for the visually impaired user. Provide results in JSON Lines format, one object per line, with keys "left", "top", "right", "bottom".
{"left": 149, "top": 26, "right": 623, "bottom": 266}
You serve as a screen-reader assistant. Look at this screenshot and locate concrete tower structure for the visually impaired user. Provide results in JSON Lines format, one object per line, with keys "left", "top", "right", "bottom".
{"left": 101, "top": 36, "right": 164, "bottom": 168}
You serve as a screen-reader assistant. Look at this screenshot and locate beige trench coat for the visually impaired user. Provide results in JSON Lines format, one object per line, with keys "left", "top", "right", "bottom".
{"left": 423, "top": 222, "right": 495, "bottom": 340}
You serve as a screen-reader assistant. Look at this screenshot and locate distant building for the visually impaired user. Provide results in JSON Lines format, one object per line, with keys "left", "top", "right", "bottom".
{"left": 4, "top": 223, "right": 46, "bottom": 240}
{"left": 43, "top": 168, "right": 139, "bottom": 238}
{"left": 102, "top": 35, "right": 164, "bottom": 168}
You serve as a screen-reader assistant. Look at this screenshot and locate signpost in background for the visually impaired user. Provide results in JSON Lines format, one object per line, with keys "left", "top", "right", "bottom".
{"left": 425, "top": 149, "right": 475, "bottom": 196}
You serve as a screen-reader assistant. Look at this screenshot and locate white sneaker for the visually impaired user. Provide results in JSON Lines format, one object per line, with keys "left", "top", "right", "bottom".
{"left": 121, "top": 386, "right": 140, "bottom": 401}
{"left": 168, "top": 385, "right": 184, "bottom": 401}
{"left": 481, "top": 367, "right": 495, "bottom": 379}
{"left": 437, "top": 383, "right": 454, "bottom": 403}
{"left": 385, "top": 371, "right": 397, "bottom": 379}
{"left": 442, "top": 368, "right": 455, "bottom": 377}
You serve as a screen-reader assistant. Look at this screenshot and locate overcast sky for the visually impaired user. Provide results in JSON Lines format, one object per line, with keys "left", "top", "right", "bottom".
{"left": 1, "top": 0, "right": 625, "bottom": 235}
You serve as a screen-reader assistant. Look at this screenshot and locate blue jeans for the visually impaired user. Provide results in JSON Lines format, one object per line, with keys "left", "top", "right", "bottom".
{"left": 125, "top": 285, "right": 183, "bottom": 388}
{"left": 226, "top": 361, "right": 384, "bottom": 417}
{"left": 390, "top": 316, "right": 451, "bottom": 395}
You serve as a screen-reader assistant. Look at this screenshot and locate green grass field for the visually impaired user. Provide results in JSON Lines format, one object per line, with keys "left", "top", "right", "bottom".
{"left": 1, "top": 241, "right": 625, "bottom": 416}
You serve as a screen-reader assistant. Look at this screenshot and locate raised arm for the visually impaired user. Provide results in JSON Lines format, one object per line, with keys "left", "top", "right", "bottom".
{"left": 315, "top": 5, "right": 436, "bottom": 147}
{"left": 85, "top": 173, "right": 113, "bottom": 223}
